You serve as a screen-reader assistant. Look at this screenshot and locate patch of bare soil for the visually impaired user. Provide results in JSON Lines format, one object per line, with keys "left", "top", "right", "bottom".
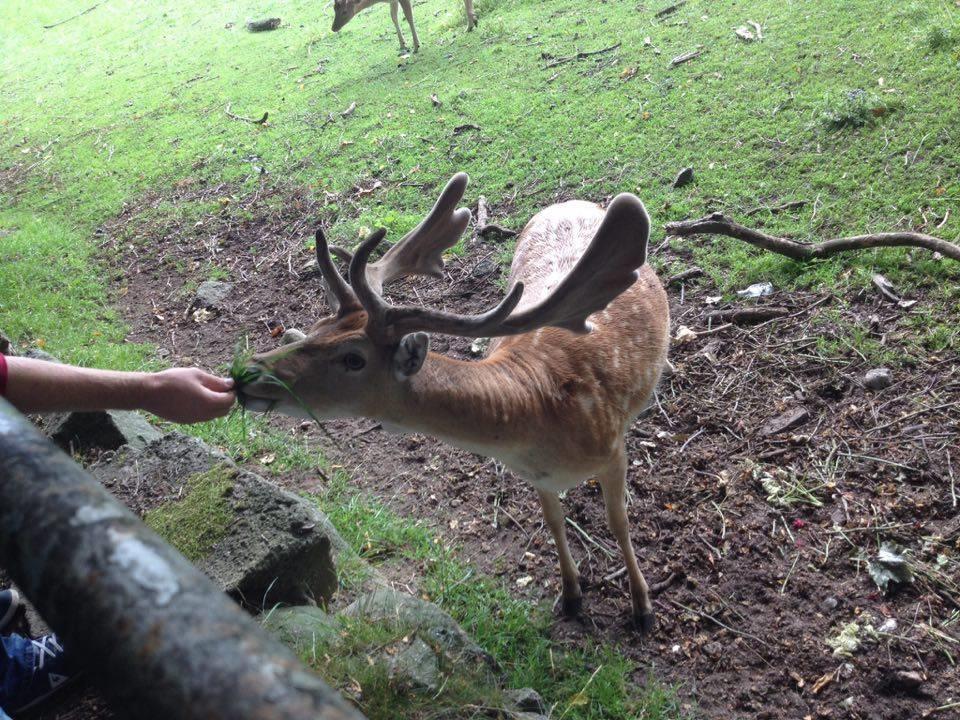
{"left": 16, "top": 181, "right": 959, "bottom": 720}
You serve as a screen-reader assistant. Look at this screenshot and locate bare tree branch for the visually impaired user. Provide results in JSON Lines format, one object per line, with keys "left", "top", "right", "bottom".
{"left": 664, "top": 212, "right": 960, "bottom": 263}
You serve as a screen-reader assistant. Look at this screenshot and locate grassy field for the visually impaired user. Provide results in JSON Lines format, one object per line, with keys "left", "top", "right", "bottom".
{"left": 2, "top": 0, "right": 960, "bottom": 717}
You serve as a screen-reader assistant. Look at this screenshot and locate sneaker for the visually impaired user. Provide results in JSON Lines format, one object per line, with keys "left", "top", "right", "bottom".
{"left": 7, "top": 635, "right": 75, "bottom": 713}
{"left": 0, "top": 588, "right": 20, "bottom": 631}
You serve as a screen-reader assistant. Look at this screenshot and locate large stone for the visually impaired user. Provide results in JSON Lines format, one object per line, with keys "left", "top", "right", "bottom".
{"left": 89, "top": 432, "right": 342, "bottom": 609}
{"left": 45, "top": 409, "right": 163, "bottom": 453}
{"left": 343, "top": 587, "right": 496, "bottom": 671}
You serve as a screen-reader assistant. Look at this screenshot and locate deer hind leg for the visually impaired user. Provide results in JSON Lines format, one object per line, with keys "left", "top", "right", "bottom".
{"left": 536, "top": 488, "right": 582, "bottom": 616}
{"left": 389, "top": 1, "right": 408, "bottom": 51}
{"left": 464, "top": 0, "right": 477, "bottom": 29}
{"left": 398, "top": 0, "right": 420, "bottom": 52}
{"left": 597, "top": 447, "right": 655, "bottom": 634}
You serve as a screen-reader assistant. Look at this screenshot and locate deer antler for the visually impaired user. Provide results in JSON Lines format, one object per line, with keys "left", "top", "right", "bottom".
{"left": 327, "top": 173, "right": 472, "bottom": 293}
{"left": 349, "top": 193, "right": 651, "bottom": 343}
{"left": 350, "top": 228, "right": 525, "bottom": 343}
{"left": 315, "top": 228, "right": 361, "bottom": 315}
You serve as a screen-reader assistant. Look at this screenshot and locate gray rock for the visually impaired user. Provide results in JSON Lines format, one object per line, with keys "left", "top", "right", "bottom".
{"left": 23, "top": 348, "right": 59, "bottom": 363}
{"left": 821, "top": 596, "right": 839, "bottom": 612}
{"left": 703, "top": 641, "right": 723, "bottom": 658}
{"left": 759, "top": 406, "right": 810, "bottom": 436}
{"left": 672, "top": 167, "right": 694, "bottom": 188}
{"left": 261, "top": 606, "right": 339, "bottom": 654}
{"left": 89, "top": 432, "right": 343, "bottom": 609}
{"left": 471, "top": 258, "right": 499, "bottom": 278}
{"left": 191, "top": 280, "right": 234, "bottom": 311}
{"left": 864, "top": 368, "right": 893, "bottom": 390}
{"left": 344, "top": 587, "right": 496, "bottom": 671}
{"left": 45, "top": 410, "right": 163, "bottom": 453}
{"left": 386, "top": 637, "right": 441, "bottom": 692}
{"left": 504, "top": 688, "right": 546, "bottom": 714}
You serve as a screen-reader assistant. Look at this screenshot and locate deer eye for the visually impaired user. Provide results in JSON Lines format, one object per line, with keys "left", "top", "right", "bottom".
{"left": 343, "top": 352, "right": 366, "bottom": 371}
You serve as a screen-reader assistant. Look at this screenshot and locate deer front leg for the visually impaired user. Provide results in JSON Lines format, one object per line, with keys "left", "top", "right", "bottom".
{"left": 598, "top": 448, "right": 655, "bottom": 634}
{"left": 389, "top": 0, "right": 408, "bottom": 52}
{"left": 398, "top": 0, "right": 420, "bottom": 52}
{"left": 464, "top": 0, "right": 476, "bottom": 29}
{"left": 536, "top": 488, "right": 582, "bottom": 616}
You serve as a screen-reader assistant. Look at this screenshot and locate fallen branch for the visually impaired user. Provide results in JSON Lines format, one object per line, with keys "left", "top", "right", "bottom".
{"left": 665, "top": 212, "right": 960, "bottom": 262}
{"left": 543, "top": 43, "right": 621, "bottom": 69}
{"left": 473, "top": 195, "right": 489, "bottom": 243}
{"left": 43, "top": 2, "right": 102, "bottom": 29}
{"left": 670, "top": 49, "right": 702, "bottom": 67}
{"left": 667, "top": 266, "right": 704, "bottom": 286}
{"left": 225, "top": 103, "right": 269, "bottom": 125}
{"left": 706, "top": 306, "right": 789, "bottom": 325}
{"left": 478, "top": 224, "right": 517, "bottom": 241}
{"left": 655, "top": 0, "right": 687, "bottom": 18}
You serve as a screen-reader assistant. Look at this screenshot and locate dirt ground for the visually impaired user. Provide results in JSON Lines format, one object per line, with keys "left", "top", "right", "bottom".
{"left": 6, "top": 180, "right": 958, "bottom": 719}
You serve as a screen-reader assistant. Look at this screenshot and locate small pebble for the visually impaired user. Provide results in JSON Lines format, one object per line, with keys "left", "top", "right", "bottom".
{"left": 821, "top": 596, "right": 839, "bottom": 612}
{"left": 864, "top": 367, "right": 893, "bottom": 390}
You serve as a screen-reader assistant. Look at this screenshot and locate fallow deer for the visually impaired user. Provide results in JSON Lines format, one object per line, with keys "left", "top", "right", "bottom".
{"left": 239, "top": 174, "right": 670, "bottom": 631}
{"left": 331, "top": 0, "right": 477, "bottom": 53}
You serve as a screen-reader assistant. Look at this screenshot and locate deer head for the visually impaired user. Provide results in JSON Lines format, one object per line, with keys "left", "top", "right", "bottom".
{"left": 331, "top": 0, "right": 360, "bottom": 31}
{"left": 238, "top": 173, "right": 650, "bottom": 422}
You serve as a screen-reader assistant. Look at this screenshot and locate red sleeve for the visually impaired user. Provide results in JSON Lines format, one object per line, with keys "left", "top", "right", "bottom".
{"left": 0, "top": 353, "right": 7, "bottom": 397}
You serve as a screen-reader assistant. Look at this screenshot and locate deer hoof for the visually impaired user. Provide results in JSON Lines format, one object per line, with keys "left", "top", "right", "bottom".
{"left": 632, "top": 610, "right": 656, "bottom": 636}
{"left": 561, "top": 594, "right": 583, "bottom": 617}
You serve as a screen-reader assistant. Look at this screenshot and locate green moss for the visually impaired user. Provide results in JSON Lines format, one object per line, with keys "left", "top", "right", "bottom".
{"left": 145, "top": 465, "right": 236, "bottom": 562}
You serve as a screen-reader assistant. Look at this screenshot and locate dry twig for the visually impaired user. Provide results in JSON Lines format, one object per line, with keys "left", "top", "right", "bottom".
{"left": 43, "top": 2, "right": 102, "bottom": 29}
{"left": 543, "top": 43, "right": 621, "bottom": 69}
{"left": 225, "top": 103, "right": 269, "bottom": 125}
{"left": 655, "top": 1, "right": 687, "bottom": 18}
{"left": 665, "top": 212, "right": 960, "bottom": 262}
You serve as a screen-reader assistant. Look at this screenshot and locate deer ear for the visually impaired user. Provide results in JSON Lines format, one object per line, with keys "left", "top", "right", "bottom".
{"left": 392, "top": 332, "right": 429, "bottom": 380}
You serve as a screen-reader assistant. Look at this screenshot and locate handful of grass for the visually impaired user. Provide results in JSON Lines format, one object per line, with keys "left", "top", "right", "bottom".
{"left": 228, "top": 336, "right": 341, "bottom": 449}
{"left": 230, "top": 339, "right": 261, "bottom": 390}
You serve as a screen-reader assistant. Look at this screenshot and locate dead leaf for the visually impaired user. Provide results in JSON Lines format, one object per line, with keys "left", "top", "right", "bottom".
{"left": 811, "top": 671, "right": 833, "bottom": 694}
{"left": 673, "top": 325, "right": 697, "bottom": 344}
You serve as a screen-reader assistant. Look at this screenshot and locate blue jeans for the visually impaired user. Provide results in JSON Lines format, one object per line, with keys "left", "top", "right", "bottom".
{"left": 1, "top": 633, "right": 35, "bottom": 718}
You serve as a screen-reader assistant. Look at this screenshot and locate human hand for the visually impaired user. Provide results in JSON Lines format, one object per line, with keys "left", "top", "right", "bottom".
{"left": 142, "top": 368, "right": 236, "bottom": 424}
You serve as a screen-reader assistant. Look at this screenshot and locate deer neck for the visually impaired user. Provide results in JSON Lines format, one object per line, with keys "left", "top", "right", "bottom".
{"left": 382, "top": 350, "right": 548, "bottom": 453}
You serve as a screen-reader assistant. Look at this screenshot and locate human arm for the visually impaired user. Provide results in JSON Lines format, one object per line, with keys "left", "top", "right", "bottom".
{"left": 1, "top": 356, "right": 235, "bottom": 424}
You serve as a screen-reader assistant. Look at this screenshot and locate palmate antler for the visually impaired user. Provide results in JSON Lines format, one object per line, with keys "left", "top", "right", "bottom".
{"left": 317, "top": 173, "right": 473, "bottom": 314}
{"left": 316, "top": 174, "right": 652, "bottom": 345}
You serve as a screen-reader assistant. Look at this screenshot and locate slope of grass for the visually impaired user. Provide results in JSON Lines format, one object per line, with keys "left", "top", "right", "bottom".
{"left": 2, "top": 0, "right": 959, "bottom": 364}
